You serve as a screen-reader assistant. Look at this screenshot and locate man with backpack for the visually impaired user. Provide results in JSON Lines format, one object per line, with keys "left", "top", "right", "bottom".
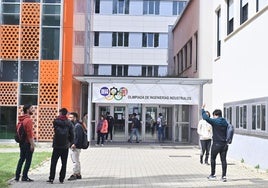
{"left": 201, "top": 104, "right": 229, "bottom": 182}
{"left": 47, "top": 108, "right": 74, "bottom": 184}
{"left": 128, "top": 113, "right": 141, "bottom": 143}
{"left": 67, "top": 112, "right": 84, "bottom": 181}
{"left": 15, "top": 104, "right": 35, "bottom": 182}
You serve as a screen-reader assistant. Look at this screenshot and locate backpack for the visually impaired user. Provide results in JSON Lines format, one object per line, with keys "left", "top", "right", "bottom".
{"left": 14, "top": 122, "right": 27, "bottom": 143}
{"left": 82, "top": 130, "right": 89, "bottom": 149}
{"left": 53, "top": 120, "right": 71, "bottom": 147}
{"left": 226, "top": 122, "right": 234, "bottom": 144}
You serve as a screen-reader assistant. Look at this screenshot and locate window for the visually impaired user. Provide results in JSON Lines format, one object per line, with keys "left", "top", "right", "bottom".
{"left": 113, "top": 0, "right": 129, "bottom": 14}
{"left": 21, "top": 61, "right": 38, "bottom": 82}
{"left": 227, "top": 0, "right": 234, "bottom": 35}
{"left": 94, "top": 32, "right": 99, "bottom": 46}
{"left": 172, "top": 1, "right": 187, "bottom": 15}
{"left": 143, "top": 0, "right": 160, "bottom": 15}
{"left": 252, "top": 104, "right": 266, "bottom": 131}
{"left": 240, "top": 0, "right": 248, "bottom": 24}
{"left": 112, "top": 32, "right": 129, "bottom": 47}
{"left": 42, "top": 4, "right": 61, "bottom": 26}
{"left": 194, "top": 32, "right": 198, "bottom": 72}
{"left": 0, "top": 61, "right": 18, "bottom": 81}
{"left": 41, "top": 28, "right": 60, "bottom": 60}
{"left": 20, "top": 83, "right": 38, "bottom": 105}
{"left": 216, "top": 9, "right": 221, "bottom": 57}
{"left": 256, "top": 0, "right": 268, "bottom": 12}
{"left": 142, "top": 33, "right": 159, "bottom": 47}
{"left": 141, "top": 66, "right": 158, "bottom": 77}
{"left": 1, "top": 2, "right": 20, "bottom": 25}
{"left": 95, "top": 0, "right": 100, "bottom": 13}
{"left": 112, "top": 65, "right": 128, "bottom": 76}
{"left": 75, "top": 31, "right": 85, "bottom": 46}
{"left": 238, "top": 106, "right": 247, "bottom": 129}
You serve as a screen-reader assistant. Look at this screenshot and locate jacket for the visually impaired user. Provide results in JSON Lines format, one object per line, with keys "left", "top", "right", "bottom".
{"left": 202, "top": 109, "right": 228, "bottom": 144}
{"left": 73, "top": 121, "right": 84, "bottom": 149}
{"left": 18, "top": 114, "right": 34, "bottom": 143}
{"left": 52, "top": 115, "right": 74, "bottom": 149}
{"left": 97, "top": 119, "right": 108, "bottom": 133}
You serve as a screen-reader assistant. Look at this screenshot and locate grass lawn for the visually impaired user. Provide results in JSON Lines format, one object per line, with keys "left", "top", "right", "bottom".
{"left": 0, "top": 151, "right": 51, "bottom": 188}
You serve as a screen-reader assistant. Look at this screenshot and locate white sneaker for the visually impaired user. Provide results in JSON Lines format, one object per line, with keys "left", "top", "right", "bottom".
{"left": 95, "top": 144, "right": 99, "bottom": 146}
{"left": 207, "top": 175, "right": 216, "bottom": 180}
{"left": 221, "top": 176, "right": 227, "bottom": 182}
{"left": 101, "top": 144, "right": 104, "bottom": 147}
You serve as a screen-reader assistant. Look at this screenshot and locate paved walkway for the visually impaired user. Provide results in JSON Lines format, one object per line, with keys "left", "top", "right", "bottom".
{"left": 5, "top": 142, "right": 268, "bottom": 188}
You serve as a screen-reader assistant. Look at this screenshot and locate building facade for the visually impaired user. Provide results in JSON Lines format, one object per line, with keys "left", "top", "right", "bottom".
{"left": 0, "top": 0, "right": 81, "bottom": 141}
{"left": 212, "top": 0, "right": 268, "bottom": 169}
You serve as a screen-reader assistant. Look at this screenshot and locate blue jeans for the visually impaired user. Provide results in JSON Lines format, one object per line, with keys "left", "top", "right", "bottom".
{"left": 15, "top": 142, "right": 33, "bottom": 180}
{"left": 157, "top": 126, "right": 164, "bottom": 142}
{"left": 129, "top": 128, "right": 140, "bottom": 142}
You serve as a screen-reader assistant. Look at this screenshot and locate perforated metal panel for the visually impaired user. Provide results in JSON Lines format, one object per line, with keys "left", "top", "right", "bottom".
{"left": 0, "top": 26, "right": 20, "bottom": 60}
{"left": 0, "top": 82, "right": 18, "bottom": 105}
{"left": 39, "top": 61, "right": 59, "bottom": 105}
{"left": 18, "top": 105, "right": 38, "bottom": 141}
{"left": 20, "top": 26, "right": 40, "bottom": 60}
{"left": 38, "top": 107, "right": 58, "bottom": 141}
{"left": 21, "top": 3, "right": 40, "bottom": 26}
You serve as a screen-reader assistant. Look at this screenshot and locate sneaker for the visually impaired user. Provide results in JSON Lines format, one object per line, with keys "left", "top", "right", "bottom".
{"left": 68, "top": 175, "right": 77, "bottom": 181}
{"left": 21, "top": 177, "right": 34, "bottom": 182}
{"left": 207, "top": 175, "right": 216, "bottom": 180}
{"left": 101, "top": 144, "right": 104, "bottom": 147}
{"left": 221, "top": 176, "right": 227, "bottom": 182}
{"left": 76, "top": 175, "right": 82, "bottom": 179}
{"left": 95, "top": 144, "right": 99, "bottom": 146}
{"left": 110, "top": 140, "right": 113, "bottom": 142}
{"left": 46, "top": 179, "right": 53, "bottom": 184}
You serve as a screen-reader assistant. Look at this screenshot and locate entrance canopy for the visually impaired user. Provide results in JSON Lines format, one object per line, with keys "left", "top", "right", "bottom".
{"left": 75, "top": 76, "right": 212, "bottom": 105}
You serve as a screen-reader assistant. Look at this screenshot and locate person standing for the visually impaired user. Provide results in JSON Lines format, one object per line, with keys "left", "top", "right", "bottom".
{"left": 157, "top": 113, "right": 165, "bottom": 142}
{"left": 128, "top": 113, "right": 141, "bottom": 143}
{"left": 47, "top": 108, "right": 74, "bottom": 184}
{"left": 67, "top": 112, "right": 84, "bottom": 181}
{"left": 105, "top": 112, "right": 114, "bottom": 142}
{"left": 95, "top": 115, "right": 108, "bottom": 146}
{"left": 15, "top": 104, "right": 35, "bottom": 182}
{"left": 201, "top": 104, "right": 228, "bottom": 182}
{"left": 197, "top": 111, "right": 212, "bottom": 165}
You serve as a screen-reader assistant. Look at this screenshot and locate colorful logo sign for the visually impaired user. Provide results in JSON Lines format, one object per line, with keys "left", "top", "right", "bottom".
{"left": 100, "top": 86, "right": 128, "bottom": 101}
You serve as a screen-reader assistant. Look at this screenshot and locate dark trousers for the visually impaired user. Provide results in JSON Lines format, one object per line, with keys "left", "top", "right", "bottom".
{"left": 200, "top": 139, "right": 212, "bottom": 163}
{"left": 157, "top": 127, "right": 164, "bottom": 142}
{"left": 105, "top": 127, "right": 113, "bottom": 140}
{"left": 210, "top": 143, "right": 228, "bottom": 177}
{"left": 15, "top": 142, "right": 33, "bottom": 179}
{"left": 97, "top": 131, "right": 105, "bottom": 144}
{"left": 49, "top": 148, "right": 69, "bottom": 181}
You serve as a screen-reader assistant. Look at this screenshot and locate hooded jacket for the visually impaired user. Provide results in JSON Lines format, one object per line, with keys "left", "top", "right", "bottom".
{"left": 18, "top": 114, "right": 34, "bottom": 143}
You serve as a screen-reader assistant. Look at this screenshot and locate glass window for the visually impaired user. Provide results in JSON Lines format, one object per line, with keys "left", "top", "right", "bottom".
{"left": 261, "top": 104, "right": 266, "bottom": 131}
{"left": 2, "top": 4, "right": 20, "bottom": 13}
{"left": 0, "top": 106, "right": 17, "bottom": 139}
{"left": 94, "top": 32, "right": 99, "bottom": 46}
{"left": 257, "top": 0, "right": 268, "bottom": 11}
{"left": 142, "top": 33, "right": 159, "bottom": 47}
{"left": 173, "top": 1, "right": 187, "bottom": 15}
{"left": 227, "top": 0, "right": 234, "bottom": 34}
{"left": 43, "top": 0, "right": 61, "bottom": 3}
{"left": 21, "top": 61, "right": 39, "bottom": 82}
{"left": 143, "top": 0, "right": 159, "bottom": 15}
{"left": 2, "top": 0, "right": 20, "bottom": 2}
{"left": 20, "top": 83, "right": 38, "bottom": 105}
{"left": 217, "top": 9, "right": 221, "bottom": 57}
{"left": 252, "top": 105, "right": 256, "bottom": 130}
{"left": 112, "top": 32, "right": 129, "bottom": 47}
{"left": 1, "top": 3, "right": 20, "bottom": 24}
{"left": 0, "top": 61, "right": 18, "bottom": 81}
{"left": 240, "top": 0, "right": 248, "bottom": 24}
{"left": 113, "top": 0, "right": 129, "bottom": 14}
{"left": 23, "top": 0, "right": 40, "bottom": 2}
{"left": 41, "top": 28, "right": 60, "bottom": 60}
{"left": 128, "top": 65, "right": 141, "bottom": 76}
{"left": 42, "top": 5, "right": 61, "bottom": 26}
{"left": 95, "top": 0, "right": 100, "bottom": 13}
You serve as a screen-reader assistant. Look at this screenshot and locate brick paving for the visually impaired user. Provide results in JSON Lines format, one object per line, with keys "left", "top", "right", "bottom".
{"left": 5, "top": 142, "right": 268, "bottom": 188}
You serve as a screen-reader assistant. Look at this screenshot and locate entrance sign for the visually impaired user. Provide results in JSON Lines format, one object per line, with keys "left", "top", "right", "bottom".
{"left": 92, "top": 83, "right": 199, "bottom": 105}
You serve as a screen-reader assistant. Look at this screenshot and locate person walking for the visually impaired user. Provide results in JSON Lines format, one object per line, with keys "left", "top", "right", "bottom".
{"left": 95, "top": 115, "right": 108, "bottom": 146}
{"left": 105, "top": 112, "right": 114, "bottom": 142}
{"left": 67, "top": 112, "right": 84, "bottom": 181}
{"left": 47, "top": 108, "right": 74, "bottom": 184}
{"left": 201, "top": 104, "right": 228, "bottom": 182}
{"left": 128, "top": 113, "right": 141, "bottom": 143}
{"left": 197, "top": 111, "right": 212, "bottom": 165}
{"left": 157, "top": 113, "right": 165, "bottom": 142}
{"left": 15, "top": 104, "right": 35, "bottom": 182}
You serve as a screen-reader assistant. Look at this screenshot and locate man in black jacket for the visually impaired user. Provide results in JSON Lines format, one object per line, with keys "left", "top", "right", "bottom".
{"left": 67, "top": 112, "right": 84, "bottom": 181}
{"left": 202, "top": 104, "right": 228, "bottom": 182}
{"left": 47, "top": 108, "right": 74, "bottom": 184}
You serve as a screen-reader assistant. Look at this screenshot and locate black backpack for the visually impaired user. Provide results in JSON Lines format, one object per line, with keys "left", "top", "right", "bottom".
{"left": 82, "top": 130, "right": 89, "bottom": 149}
{"left": 14, "top": 122, "right": 27, "bottom": 143}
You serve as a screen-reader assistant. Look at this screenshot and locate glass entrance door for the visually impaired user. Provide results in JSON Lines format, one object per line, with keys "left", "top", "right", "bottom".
{"left": 113, "top": 106, "right": 126, "bottom": 141}
{"left": 145, "top": 107, "right": 157, "bottom": 142}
